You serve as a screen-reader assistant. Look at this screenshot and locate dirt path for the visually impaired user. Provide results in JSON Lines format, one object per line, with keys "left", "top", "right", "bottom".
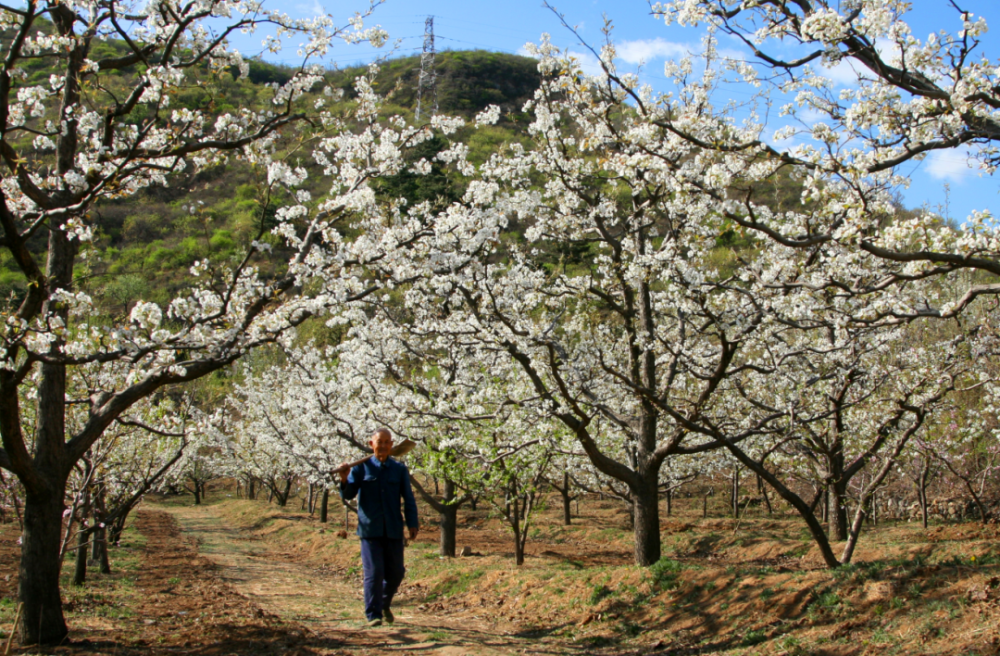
{"left": 161, "top": 503, "right": 574, "bottom": 656}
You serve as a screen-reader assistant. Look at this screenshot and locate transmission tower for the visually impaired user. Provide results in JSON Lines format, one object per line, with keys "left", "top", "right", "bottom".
{"left": 415, "top": 16, "right": 438, "bottom": 121}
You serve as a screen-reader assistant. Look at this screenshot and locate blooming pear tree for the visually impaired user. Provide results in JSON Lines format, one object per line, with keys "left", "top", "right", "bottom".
{"left": 718, "top": 315, "right": 983, "bottom": 566}
{"left": 0, "top": 0, "right": 485, "bottom": 640}
{"left": 648, "top": 0, "right": 1000, "bottom": 316}
{"left": 63, "top": 387, "right": 198, "bottom": 584}
{"left": 385, "top": 39, "right": 845, "bottom": 566}
{"left": 226, "top": 345, "right": 371, "bottom": 510}
{"left": 342, "top": 321, "right": 565, "bottom": 564}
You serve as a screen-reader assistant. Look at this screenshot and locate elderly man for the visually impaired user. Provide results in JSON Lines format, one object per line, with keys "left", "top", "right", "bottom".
{"left": 338, "top": 428, "right": 419, "bottom": 627}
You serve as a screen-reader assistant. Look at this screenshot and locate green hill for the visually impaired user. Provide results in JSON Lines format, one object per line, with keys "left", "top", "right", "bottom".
{"left": 328, "top": 50, "right": 541, "bottom": 115}
{"left": 0, "top": 50, "right": 542, "bottom": 312}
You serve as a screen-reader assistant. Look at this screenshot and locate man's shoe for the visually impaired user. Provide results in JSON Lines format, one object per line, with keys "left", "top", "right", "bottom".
{"left": 367, "top": 618, "right": 382, "bottom": 627}
{"left": 383, "top": 608, "right": 394, "bottom": 624}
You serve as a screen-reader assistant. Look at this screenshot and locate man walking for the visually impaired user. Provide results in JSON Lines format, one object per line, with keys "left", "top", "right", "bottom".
{"left": 338, "top": 428, "right": 419, "bottom": 627}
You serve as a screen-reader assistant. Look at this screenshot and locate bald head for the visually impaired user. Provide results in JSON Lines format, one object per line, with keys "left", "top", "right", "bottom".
{"left": 370, "top": 428, "right": 393, "bottom": 462}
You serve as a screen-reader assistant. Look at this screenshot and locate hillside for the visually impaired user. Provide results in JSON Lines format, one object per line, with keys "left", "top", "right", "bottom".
{"left": 0, "top": 50, "right": 542, "bottom": 313}
{"left": 328, "top": 49, "right": 541, "bottom": 115}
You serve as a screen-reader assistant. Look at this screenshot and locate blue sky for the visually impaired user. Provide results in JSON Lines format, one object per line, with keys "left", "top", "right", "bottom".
{"left": 242, "top": 0, "right": 1000, "bottom": 223}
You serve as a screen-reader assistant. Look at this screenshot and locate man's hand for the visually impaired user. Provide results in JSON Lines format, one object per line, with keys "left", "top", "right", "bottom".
{"left": 337, "top": 463, "right": 350, "bottom": 485}
{"left": 408, "top": 526, "right": 419, "bottom": 541}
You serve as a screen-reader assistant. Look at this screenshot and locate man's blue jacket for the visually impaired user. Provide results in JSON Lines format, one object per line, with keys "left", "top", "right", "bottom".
{"left": 339, "top": 456, "right": 419, "bottom": 540}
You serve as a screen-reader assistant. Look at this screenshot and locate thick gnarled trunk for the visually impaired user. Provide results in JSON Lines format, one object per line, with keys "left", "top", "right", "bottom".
{"left": 631, "top": 473, "right": 661, "bottom": 567}
{"left": 827, "top": 452, "right": 848, "bottom": 541}
{"left": 19, "top": 488, "right": 69, "bottom": 645}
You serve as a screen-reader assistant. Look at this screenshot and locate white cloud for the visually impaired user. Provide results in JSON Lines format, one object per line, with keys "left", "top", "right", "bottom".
{"left": 818, "top": 59, "right": 862, "bottom": 86}
{"left": 925, "top": 148, "right": 982, "bottom": 183}
{"left": 569, "top": 50, "right": 605, "bottom": 77}
{"left": 616, "top": 38, "right": 690, "bottom": 65}
{"left": 517, "top": 46, "right": 605, "bottom": 77}
{"left": 296, "top": 0, "right": 323, "bottom": 16}
{"left": 798, "top": 108, "right": 826, "bottom": 124}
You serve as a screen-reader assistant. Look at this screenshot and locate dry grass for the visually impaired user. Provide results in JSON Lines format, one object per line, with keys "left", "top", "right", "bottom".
{"left": 151, "top": 487, "right": 1000, "bottom": 655}
{"left": 2, "top": 486, "right": 1000, "bottom": 655}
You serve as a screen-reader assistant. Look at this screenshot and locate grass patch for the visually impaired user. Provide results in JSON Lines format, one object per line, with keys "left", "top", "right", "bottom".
{"left": 649, "top": 557, "right": 686, "bottom": 590}
{"left": 589, "top": 584, "right": 613, "bottom": 605}
{"left": 742, "top": 628, "right": 768, "bottom": 646}
{"left": 426, "top": 568, "right": 485, "bottom": 601}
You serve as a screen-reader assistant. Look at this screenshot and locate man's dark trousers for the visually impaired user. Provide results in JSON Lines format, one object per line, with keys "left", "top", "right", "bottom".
{"left": 361, "top": 536, "right": 405, "bottom": 620}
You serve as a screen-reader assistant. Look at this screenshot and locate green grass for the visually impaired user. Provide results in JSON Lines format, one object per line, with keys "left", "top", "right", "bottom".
{"left": 426, "top": 568, "right": 485, "bottom": 601}
{"left": 589, "top": 584, "right": 613, "bottom": 605}
{"left": 649, "top": 557, "right": 686, "bottom": 590}
{"left": 742, "top": 628, "right": 768, "bottom": 646}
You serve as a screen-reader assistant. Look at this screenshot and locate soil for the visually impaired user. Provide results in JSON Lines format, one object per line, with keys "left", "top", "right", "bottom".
{"left": 161, "top": 502, "right": 537, "bottom": 655}
{"left": 3, "top": 491, "right": 1000, "bottom": 655}
{"left": 0, "top": 509, "right": 339, "bottom": 655}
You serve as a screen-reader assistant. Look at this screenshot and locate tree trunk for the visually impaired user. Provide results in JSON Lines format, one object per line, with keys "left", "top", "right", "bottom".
{"left": 277, "top": 478, "right": 292, "bottom": 507}
{"left": 72, "top": 525, "right": 88, "bottom": 586}
{"left": 828, "top": 485, "right": 848, "bottom": 540}
{"left": 192, "top": 482, "right": 201, "bottom": 505}
{"left": 703, "top": 494, "right": 707, "bottom": 518}
{"left": 758, "top": 474, "right": 773, "bottom": 515}
{"left": 666, "top": 488, "right": 672, "bottom": 517}
{"left": 72, "top": 478, "right": 92, "bottom": 586}
{"left": 828, "top": 453, "right": 848, "bottom": 541}
{"left": 917, "top": 455, "right": 931, "bottom": 529}
{"left": 320, "top": 489, "right": 330, "bottom": 523}
{"left": 560, "top": 471, "right": 572, "bottom": 525}
{"left": 91, "top": 486, "right": 111, "bottom": 574}
{"left": 632, "top": 475, "right": 661, "bottom": 566}
{"left": 511, "top": 485, "right": 524, "bottom": 566}
{"left": 919, "top": 480, "right": 929, "bottom": 529}
{"left": 716, "top": 440, "right": 843, "bottom": 569}
{"left": 19, "top": 489, "right": 69, "bottom": 644}
{"left": 108, "top": 516, "right": 126, "bottom": 546}
{"left": 732, "top": 468, "right": 740, "bottom": 517}
{"left": 93, "top": 526, "right": 110, "bottom": 574}
{"left": 439, "top": 479, "right": 458, "bottom": 558}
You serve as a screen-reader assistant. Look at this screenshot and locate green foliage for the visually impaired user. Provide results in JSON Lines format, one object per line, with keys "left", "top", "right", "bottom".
{"left": 588, "top": 584, "right": 614, "bottom": 605}
{"left": 210, "top": 229, "right": 237, "bottom": 253}
{"left": 100, "top": 274, "right": 150, "bottom": 311}
{"left": 328, "top": 50, "right": 540, "bottom": 116}
{"left": 742, "top": 628, "right": 768, "bottom": 646}
{"left": 373, "top": 135, "right": 462, "bottom": 206}
{"left": 649, "top": 557, "right": 686, "bottom": 590}
{"left": 426, "top": 568, "right": 485, "bottom": 601}
{"left": 812, "top": 591, "right": 843, "bottom": 613}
